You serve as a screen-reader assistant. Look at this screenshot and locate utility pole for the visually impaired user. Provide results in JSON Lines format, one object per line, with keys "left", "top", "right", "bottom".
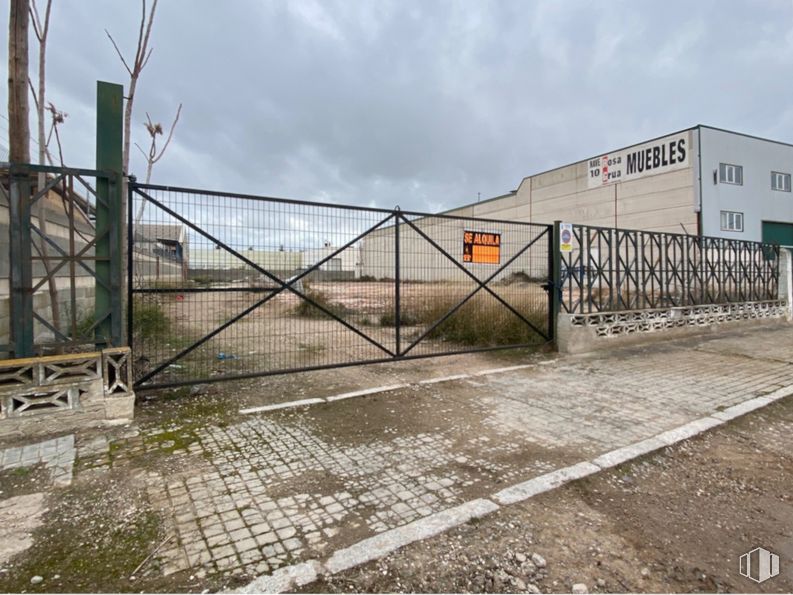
{"left": 8, "top": 0, "right": 33, "bottom": 356}
{"left": 8, "top": 0, "right": 30, "bottom": 163}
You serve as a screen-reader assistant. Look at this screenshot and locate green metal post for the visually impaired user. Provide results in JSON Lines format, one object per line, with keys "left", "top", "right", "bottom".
{"left": 95, "top": 81, "right": 124, "bottom": 348}
{"left": 8, "top": 170, "right": 34, "bottom": 356}
{"left": 550, "top": 220, "right": 562, "bottom": 347}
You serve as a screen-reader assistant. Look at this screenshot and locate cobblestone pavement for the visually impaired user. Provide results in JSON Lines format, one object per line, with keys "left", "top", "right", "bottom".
{"left": 0, "top": 434, "right": 75, "bottom": 486}
{"left": 15, "top": 326, "right": 793, "bottom": 585}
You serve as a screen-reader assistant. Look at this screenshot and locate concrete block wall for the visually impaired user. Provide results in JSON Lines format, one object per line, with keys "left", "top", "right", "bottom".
{"left": 557, "top": 248, "right": 792, "bottom": 353}
{"left": 557, "top": 301, "right": 789, "bottom": 354}
{"left": 0, "top": 347, "right": 135, "bottom": 440}
{"left": 780, "top": 248, "right": 793, "bottom": 321}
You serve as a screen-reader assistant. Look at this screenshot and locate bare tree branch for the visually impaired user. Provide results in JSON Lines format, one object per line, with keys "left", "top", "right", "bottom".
{"left": 140, "top": 1, "right": 157, "bottom": 68}
{"left": 29, "top": 0, "right": 42, "bottom": 40}
{"left": 28, "top": 76, "right": 38, "bottom": 109}
{"left": 104, "top": 29, "right": 133, "bottom": 75}
{"left": 139, "top": 103, "right": 182, "bottom": 184}
{"left": 47, "top": 102, "right": 66, "bottom": 166}
{"left": 29, "top": 0, "right": 50, "bottom": 43}
{"left": 134, "top": 142, "right": 148, "bottom": 159}
{"left": 134, "top": 102, "right": 182, "bottom": 224}
{"left": 134, "top": 0, "right": 146, "bottom": 67}
{"left": 140, "top": 46, "right": 154, "bottom": 71}
{"left": 150, "top": 103, "right": 181, "bottom": 166}
{"left": 27, "top": 0, "right": 61, "bottom": 340}
{"left": 105, "top": 0, "right": 159, "bottom": 174}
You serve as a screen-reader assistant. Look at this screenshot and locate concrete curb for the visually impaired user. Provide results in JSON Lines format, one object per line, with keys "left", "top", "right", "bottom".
{"left": 239, "top": 364, "right": 546, "bottom": 416}
{"left": 591, "top": 436, "right": 667, "bottom": 469}
{"left": 418, "top": 374, "right": 471, "bottom": 385}
{"left": 326, "top": 384, "right": 410, "bottom": 403}
{"left": 471, "top": 364, "right": 536, "bottom": 376}
{"left": 239, "top": 399, "right": 325, "bottom": 415}
{"left": 228, "top": 560, "right": 323, "bottom": 594}
{"left": 231, "top": 386, "right": 793, "bottom": 593}
{"left": 324, "top": 498, "right": 499, "bottom": 575}
{"left": 492, "top": 462, "right": 600, "bottom": 505}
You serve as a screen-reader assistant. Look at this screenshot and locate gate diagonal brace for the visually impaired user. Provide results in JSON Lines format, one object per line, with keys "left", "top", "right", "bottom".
{"left": 29, "top": 173, "right": 66, "bottom": 206}
{"left": 30, "top": 223, "right": 105, "bottom": 292}
{"left": 131, "top": 188, "right": 396, "bottom": 386}
{"left": 400, "top": 216, "right": 550, "bottom": 356}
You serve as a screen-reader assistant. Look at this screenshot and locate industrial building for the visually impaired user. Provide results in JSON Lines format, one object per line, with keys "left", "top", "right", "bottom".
{"left": 358, "top": 125, "right": 793, "bottom": 282}
{"left": 443, "top": 125, "right": 793, "bottom": 246}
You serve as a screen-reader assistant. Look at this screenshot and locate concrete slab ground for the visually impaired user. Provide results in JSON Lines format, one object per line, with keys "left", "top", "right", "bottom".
{"left": 0, "top": 324, "right": 790, "bottom": 592}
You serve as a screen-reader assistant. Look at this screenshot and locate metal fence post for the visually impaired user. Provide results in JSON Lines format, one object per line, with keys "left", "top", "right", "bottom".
{"left": 95, "top": 81, "right": 124, "bottom": 348}
{"left": 549, "top": 221, "right": 562, "bottom": 346}
{"left": 8, "top": 169, "right": 34, "bottom": 357}
{"left": 394, "top": 208, "right": 401, "bottom": 356}
{"left": 126, "top": 176, "right": 136, "bottom": 350}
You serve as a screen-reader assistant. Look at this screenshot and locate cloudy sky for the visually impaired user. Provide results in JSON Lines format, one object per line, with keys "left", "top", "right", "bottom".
{"left": 2, "top": 0, "right": 793, "bottom": 213}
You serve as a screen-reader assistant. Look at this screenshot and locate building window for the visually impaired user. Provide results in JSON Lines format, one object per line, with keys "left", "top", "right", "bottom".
{"left": 719, "top": 163, "right": 743, "bottom": 185}
{"left": 771, "top": 171, "right": 791, "bottom": 192}
{"left": 720, "top": 210, "right": 744, "bottom": 232}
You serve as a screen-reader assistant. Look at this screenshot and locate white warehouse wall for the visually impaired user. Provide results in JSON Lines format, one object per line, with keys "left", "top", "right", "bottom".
{"left": 362, "top": 126, "right": 793, "bottom": 280}
{"left": 443, "top": 130, "right": 699, "bottom": 235}
{"left": 359, "top": 217, "right": 548, "bottom": 282}
{"left": 699, "top": 126, "right": 793, "bottom": 242}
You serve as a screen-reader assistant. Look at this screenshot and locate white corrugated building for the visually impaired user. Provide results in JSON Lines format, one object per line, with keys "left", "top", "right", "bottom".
{"left": 444, "top": 125, "right": 793, "bottom": 245}
{"left": 359, "top": 125, "right": 793, "bottom": 281}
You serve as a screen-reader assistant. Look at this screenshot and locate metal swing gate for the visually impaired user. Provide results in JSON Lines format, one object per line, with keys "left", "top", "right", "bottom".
{"left": 128, "top": 181, "right": 553, "bottom": 390}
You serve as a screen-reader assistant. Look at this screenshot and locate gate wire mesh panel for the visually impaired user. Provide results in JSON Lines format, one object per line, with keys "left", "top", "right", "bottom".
{"left": 392, "top": 214, "right": 550, "bottom": 357}
{"left": 130, "top": 186, "right": 395, "bottom": 389}
{"left": 560, "top": 224, "right": 780, "bottom": 314}
{"left": 129, "top": 184, "right": 552, "bottom": 389}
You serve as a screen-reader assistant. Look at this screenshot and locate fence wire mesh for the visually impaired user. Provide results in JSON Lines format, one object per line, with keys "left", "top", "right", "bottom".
{"left": 560, "top": 224, "right": 780, "bottom": 314}
{"left": 129, "top": 183, "right": 552, "bottom": 389}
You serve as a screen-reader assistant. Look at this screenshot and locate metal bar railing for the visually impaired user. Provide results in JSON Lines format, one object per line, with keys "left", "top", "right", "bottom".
{"left": 560, "top": 224, "right": 780, "bottom": 314}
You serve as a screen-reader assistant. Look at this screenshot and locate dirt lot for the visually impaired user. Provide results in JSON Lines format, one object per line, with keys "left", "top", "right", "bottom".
{"left": 134, "top": 279, "right": 549, "bottom": 388}
{"left": 306, "top": 395, "right": 793, "bottom": 594}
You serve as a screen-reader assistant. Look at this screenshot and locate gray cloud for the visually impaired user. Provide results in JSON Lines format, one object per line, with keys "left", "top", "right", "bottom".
{"left": 2, "top": 0, "right": 793, "bottom": 213}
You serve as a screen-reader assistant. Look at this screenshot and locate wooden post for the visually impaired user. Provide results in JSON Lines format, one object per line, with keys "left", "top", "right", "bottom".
{"left": 8, "top": 0, "right": 30, "bottom": 164}
{"left": 8, "top": 0, "right": 34, "bottom": 356}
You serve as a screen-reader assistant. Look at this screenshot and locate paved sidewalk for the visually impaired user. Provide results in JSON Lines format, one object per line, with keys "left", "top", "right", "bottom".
{"left": 0, "top": 434, "right": 75, "bottom": 486}
{"left": 2, "top": 325, "right": 790, "bottom": 590}
{"left": 302, "top": 388, "right": 793, "bottom": 594}
{"left": 121, "top": 326, "right": 792, "bottom": 580}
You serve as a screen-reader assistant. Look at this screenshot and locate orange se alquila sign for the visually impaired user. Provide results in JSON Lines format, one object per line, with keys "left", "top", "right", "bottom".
{"left": 463, "top": 230, "right": 501, "bottom": 264}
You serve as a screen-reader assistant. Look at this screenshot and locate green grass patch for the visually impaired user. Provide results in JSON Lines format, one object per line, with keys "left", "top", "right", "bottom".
{"left": 292, "top": 286, "right": 349, "bottom": 319}
{"left": 143, "top": 428, "right": 199, "bottom": 453}
{"left": 132, "top": 297, "right": 170, "bottom": 341}
{"left": 378, "top": 310, "right": 419, "bottom": 327}
{"left": 385, "top": 292, "right": 548, "bottom": 347}
{"left": 0, "top": 488, "right": 168, "bottom": 593}
{"left": 11, "top": 466, "right": 32, "bottom": 477}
